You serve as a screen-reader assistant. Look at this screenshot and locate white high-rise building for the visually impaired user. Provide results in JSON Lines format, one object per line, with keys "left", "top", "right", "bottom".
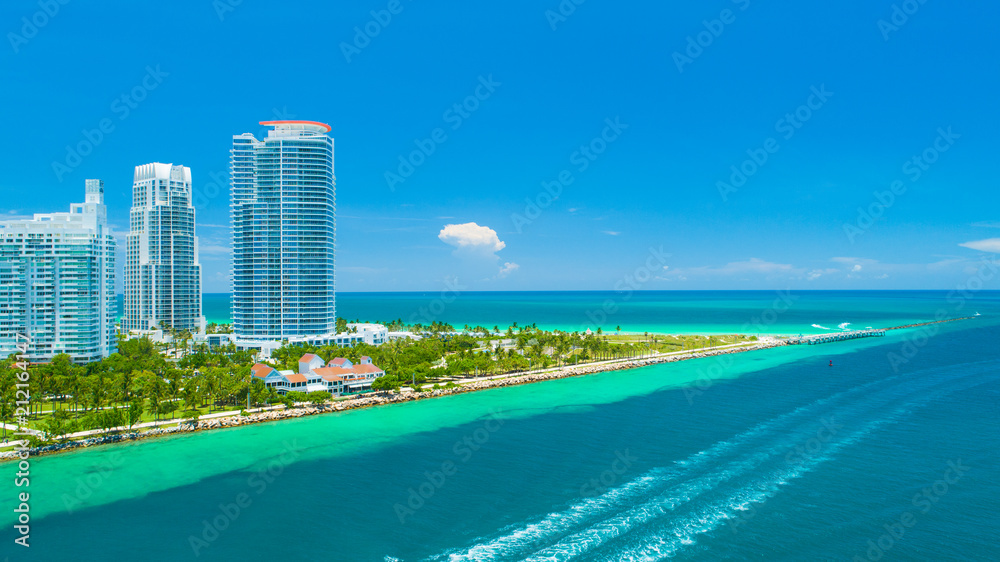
{"left": 231, "top": 120, "right": 337, "bottom": 347}
{"left": 123, "top": 163, "right": 205, "bottom": 334}
{"left": 0, "top": 180, "right": 116, "bottom": 363}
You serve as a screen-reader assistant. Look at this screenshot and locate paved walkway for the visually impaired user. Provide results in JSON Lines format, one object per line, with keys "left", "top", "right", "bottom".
{"left": 0, "top": 404, "right": 289, "bottom": 448}
{"left": 57, "top": 404, "right": 288, "bottom": 440}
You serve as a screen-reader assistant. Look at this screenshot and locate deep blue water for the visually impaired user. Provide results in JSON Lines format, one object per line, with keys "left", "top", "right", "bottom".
{"left": 14, "top": 291, "right": 1000, "bottom": 560}
{"left": 193, "top": 290, "right": 981, "bottom": 335}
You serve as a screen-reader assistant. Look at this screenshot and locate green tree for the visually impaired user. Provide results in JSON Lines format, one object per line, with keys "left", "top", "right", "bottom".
{"left": 126, "top": 400, "right": 144, "bottom": 430}
{"left": 307, "top": 391, "right": 331, "bottom": 405}
{"left": 371, "top": 376, "right": 399, "bottom": 394}
{"left": 43, "top": 409, "right": 78, "bottom": 441}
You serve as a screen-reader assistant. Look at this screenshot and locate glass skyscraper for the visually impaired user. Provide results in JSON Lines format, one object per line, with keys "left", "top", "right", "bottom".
{"left": 0, "top": 180, "right": 116, "bottom": 362}
{"left": 123, "top": 163, "right": 204, "bottom": 334}
{"left": 231, "top": 120, "right": 336, "bottom": 343}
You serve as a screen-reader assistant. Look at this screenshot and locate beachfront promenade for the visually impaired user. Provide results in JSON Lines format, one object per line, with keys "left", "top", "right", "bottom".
{"left": 0, "top": 405, "right": 286, "bottom": 449}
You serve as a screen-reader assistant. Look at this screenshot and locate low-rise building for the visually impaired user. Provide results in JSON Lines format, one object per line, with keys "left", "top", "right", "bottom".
{"left": 192, "top": 332, "right": 235, "bottom": 350}
{"left": 252, "top": 353, "right": 385, "bottom": 397}
{"left": 237, "top": 323, "right": 389, "bottom": 361}
{"left": 388, "top": 330, "right": 422, "bottom": 341}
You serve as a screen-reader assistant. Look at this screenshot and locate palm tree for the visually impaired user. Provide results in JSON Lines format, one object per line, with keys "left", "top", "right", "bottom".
{"left": 166, "top": 370, "right": 183, "bottom": 419}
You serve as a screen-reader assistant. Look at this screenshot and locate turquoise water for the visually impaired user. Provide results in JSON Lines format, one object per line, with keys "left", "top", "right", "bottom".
{"left": 13, "top": 291, "right": 1000, "bottom": 560}
{"left": 186, "top": 290, "right": 976, "bottom": 335}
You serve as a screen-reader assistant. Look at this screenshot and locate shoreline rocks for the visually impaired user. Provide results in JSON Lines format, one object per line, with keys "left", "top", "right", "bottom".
{"left": 0, "top": 342, "right": 783, "bottom": 461}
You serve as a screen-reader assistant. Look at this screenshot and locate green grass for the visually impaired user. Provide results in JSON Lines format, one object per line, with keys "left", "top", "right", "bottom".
{"left": 14, "top": 400, "right": 256, "bottom": 431}
{"left": 602, "top": 333, "right": 755, "bottom": 353}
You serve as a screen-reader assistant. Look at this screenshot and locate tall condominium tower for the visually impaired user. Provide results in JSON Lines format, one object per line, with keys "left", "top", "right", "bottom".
{"left": 231, "top": 120, "right": 336, "bottom": 344}
{"left": 0, "top": 180, "right": 116, "bottom": 362}
{"left": 123, "top": 163, "right": 205, "bottom": 334}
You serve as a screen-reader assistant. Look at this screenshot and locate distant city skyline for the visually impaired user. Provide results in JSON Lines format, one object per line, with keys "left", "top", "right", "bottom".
{"left": 2, "top": 1, "right": 999, "bottom": 293}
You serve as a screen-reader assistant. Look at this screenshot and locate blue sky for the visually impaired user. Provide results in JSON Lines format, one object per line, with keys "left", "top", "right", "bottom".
{"left": 2, "top": 0, "right": 999, "bottom": 292}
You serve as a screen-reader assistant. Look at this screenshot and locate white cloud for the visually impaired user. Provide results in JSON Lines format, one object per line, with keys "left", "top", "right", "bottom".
{"left": 662, "top": 258, "right": 798, "bottom": 278}
{"left": 959, "top": 238, "right": 1000, "bottom": 253}
{"left": 971, "top": 221, "right": 1000, "bottom": 228}
{"left": 831, "top": 256, "right": 874, "bottom": 265}
{"left": 438, "top": 222, "right": 506, "bottom": 255}
{"left": 806, "top": 268, "right": 841, "bottom": 281}
{"left": 602, "top": 231, "right": 621, "bottom": 236}
{"left": 851, "top": 264, "right": 862, "bottom": 273}
{"left": 717, "top": 258, "right": 795, "bottom": 275}
{"left": 497, "top": 262, "right": 520, "bottom": 278}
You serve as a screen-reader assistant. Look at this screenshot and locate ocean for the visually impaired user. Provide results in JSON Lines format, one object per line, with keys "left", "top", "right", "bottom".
{"left": 140, "top": 290, "right": 986, "bottom": 336}
{"left": 12, "top": 291, "right": 1000, "bottom": 560}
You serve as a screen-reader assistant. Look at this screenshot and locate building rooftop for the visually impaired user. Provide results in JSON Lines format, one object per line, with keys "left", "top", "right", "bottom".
{"left": 259, "top": 120, "right": 331, "bottom": 133}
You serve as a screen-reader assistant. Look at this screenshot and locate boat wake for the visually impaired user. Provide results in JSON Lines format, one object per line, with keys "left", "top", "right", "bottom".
{"left": 429, "top": 361, "right": 1000, "bottom": 562}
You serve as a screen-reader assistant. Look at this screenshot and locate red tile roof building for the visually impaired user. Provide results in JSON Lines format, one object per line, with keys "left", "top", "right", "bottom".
{"left": 253, "top": 354, "right": 385, "bottom": 396}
